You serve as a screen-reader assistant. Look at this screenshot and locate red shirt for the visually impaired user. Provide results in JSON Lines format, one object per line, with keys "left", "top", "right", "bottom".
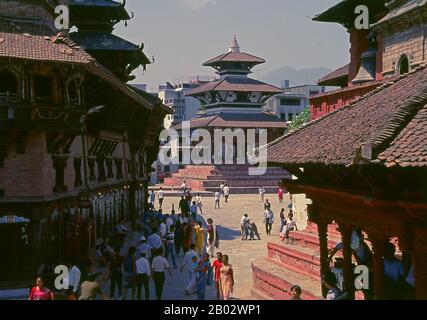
{"left": 29, "top": 287, "right": 54, "bottom": 300}
{"left": 212, "top": 260, "right": 223, "bottom": 282}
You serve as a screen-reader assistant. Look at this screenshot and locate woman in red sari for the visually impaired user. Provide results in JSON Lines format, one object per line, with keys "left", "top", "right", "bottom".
{"left": 29, "top": 277, "right": 54, "bottom": 300}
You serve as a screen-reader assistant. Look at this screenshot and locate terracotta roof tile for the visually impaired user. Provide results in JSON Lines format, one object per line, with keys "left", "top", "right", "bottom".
{"left": 267, "top": 65, "right": 427, "bottom": 168}
{"left": 203, "top": 51, "right": 265, "bottom": 66}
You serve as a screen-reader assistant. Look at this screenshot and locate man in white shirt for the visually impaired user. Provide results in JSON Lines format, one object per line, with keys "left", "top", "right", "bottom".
{"left": 165, "top": 214, "right": 174, "bottom": 232}
{"left": 180, "top": 244, "right": 199, "bottom": 294}
{"left": 159, "top": 220, "right": 167, "bottom": 238}
{"left": 151, "top": 249, "right": 172, "bottom": 300}
{"left": 214, "top": 190, "right": 221, "bottom": 209}
{"left": 135, "top": 252, "right": 151, "bottom": 300}
{"left": 219, "top": 182, "right": 225, "bottom": 196}
{"left": 259, "top": 186, "right": 265, "bottom": 203}
{"left": 223, "top": 185, "right": 230, "bottom": 203}
{"left": 147, "top": 231, "right": 162, "bottom": 257}
{"left": 68, "top": 263, "right": 81, "bottom": 296}
{"left": 157, "top": 187, "right": 165, "bottom": 209}
{"left": 240, "top": 214, "right": 249, "bottom": 237}
{"left": 137, "top": 236, "right": 152, "bottom": 260}
{"left": 195, "top": 193, "right": 203, "bottom": 215}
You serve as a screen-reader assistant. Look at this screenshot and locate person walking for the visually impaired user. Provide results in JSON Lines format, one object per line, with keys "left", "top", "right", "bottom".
{"left": 158, "top": 187, "right": 165, "bottom": 209}
{"left": 174, "top": 218, "right": 184, "bottom": 257}
{"left": 179, "top": 196, "right": 190, "bottom": 216}
{"left": 181, "top": 244, "right": 200, "bottom": 295}
{"left": 212, "top": 252, "right": 224, "bottom": 300}
{"left": 240, "top": 214, "right": 249, "bottom": 237}
{"left": 79, "top": 272, "right": 108, "bottom": 300}
{"left": 280, "top": 212, "right": 297, "bottom": 244}
{"left": 223, "top": 185, "right": 230, "bottom": 203}
{"left": 214, "top": 190, "right": 221, "bottom": 209}
{"left": 151, "top": 249, "right": 172, "bottom": 300}
{"left": 195, "top": 193, "right": 203, "bottom": 215}
{"left": 164, "top": 225, "right": 178, "bottom": 269}
{"left": 122, "top": 246, "right": 137, "bottom": 300}
{"left": 249, "top": 220, "right": 261, "bottom": 240}
{"left": 195, "top": 253, "right": 211, "bottom": 300}
{"left": 277, "top": 187, "right": 284, "bottom": 203}
{"left": 264, "top": 199, "right": 271, "bottom": 211}
{"left": 149, "top": 190, "right": 156, "bottom": 208}
{"left": 67, "top": 260, "right": 81, "bottom": 300}
{"left": 29, "top": 277, "right": 54, "bottom": 300}
{"left": 182, "top": 222, "right": 193, "bottom": 254}
{"left": 259, "top": 186, "right": 265, "bottom": 203}
{"left": 264, "top": 209, "right": 274, "bottom": 235}
{"left": 279, "top": 208, "right": 287, "bottom": 235}
{"left": 135, "top": 252, "right": 151, "bottom": 300}
{"left": 206, "top": 218, "right": 216, "bottom": 258}
{"left": 193, "top": 222, "right": 205, "bottom": 255}
{"left": 190, "top": 201, "right": 198, "bottom": 221}
{"left": 219, "top": 255, "right": 234, "bottom": 300}
{"left": 147, "top": 229, "right": 162, "bottom": 258}
{"left": 109, "top": 248, "right": 124, "bottom": 300}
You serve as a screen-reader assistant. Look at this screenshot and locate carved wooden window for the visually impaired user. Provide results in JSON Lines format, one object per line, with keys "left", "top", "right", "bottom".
{"left": 34, "top": 75, "right": 54, "bottom": 104}
{"left": 115, "top": 158, "right": 123, "bottom": 180}
{"left": 53, "top": 156, "right": 68, "bottom": 193}
{"left": 68, "top": 79, "right": 80, "bottom": 108}
{"left": 74, "top": 157, "right": 83, "bottom": 188}
{"left": 0, "top": 71, "right": 18, "bottom": 103}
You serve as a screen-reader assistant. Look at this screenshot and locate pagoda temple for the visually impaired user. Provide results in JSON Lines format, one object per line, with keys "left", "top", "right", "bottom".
{"left": 157, "top": 37, "right": 289, "bottom": 194}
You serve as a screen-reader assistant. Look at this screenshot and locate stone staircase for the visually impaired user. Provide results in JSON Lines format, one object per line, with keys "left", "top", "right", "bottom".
{"left": 156, "top": 164, "right": 290, "bottom": 194}
{"left": 251, "top": 222, "right": 369, "bottom": 300}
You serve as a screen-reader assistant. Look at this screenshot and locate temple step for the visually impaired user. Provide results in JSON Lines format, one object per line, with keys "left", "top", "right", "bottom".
{"left": 288, "top": 230, "right": 341, "bottom": 251}
{"left": 252, "top": 258, "right": 323, "bottom": 300}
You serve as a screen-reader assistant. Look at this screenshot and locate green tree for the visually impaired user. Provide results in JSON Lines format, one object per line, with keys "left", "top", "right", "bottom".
{"left": 288, "top": 108, "right": 310, "bottom": 132}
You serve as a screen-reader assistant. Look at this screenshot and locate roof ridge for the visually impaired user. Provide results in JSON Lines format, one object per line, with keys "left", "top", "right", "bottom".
{"left": 266, "top": 65, "right": 427, "bottom": 154}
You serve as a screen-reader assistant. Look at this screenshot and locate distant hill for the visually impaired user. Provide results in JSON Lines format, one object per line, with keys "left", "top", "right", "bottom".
{"left": 261, "top": 66, "right": 331, "bottom": 87}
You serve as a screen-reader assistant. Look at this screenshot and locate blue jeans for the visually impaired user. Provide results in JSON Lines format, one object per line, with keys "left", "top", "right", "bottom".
{"left": 166, "top": 243, "right": 177, "bottom": 268}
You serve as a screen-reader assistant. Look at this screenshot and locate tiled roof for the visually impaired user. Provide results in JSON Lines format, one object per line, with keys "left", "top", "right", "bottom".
{"left": 204, "top": 51, "right": 265, "bottom": 66}
{"left": 373, "top": 0, "right": 427, "bottom": 28}
{"left": 71, "top": 0, "right": 123, "bottom": 7}
{"left": 171, "top": 112, "right": 286, "bottom": 130}
{"left": 318, "top": 64, "right": 349, "bottom": 86}
{"left": 267, "top": 65, "right": 427, "bottom": 168}
{"left": 70, "top": 32, "right": 141, "bottom": 51}
{"left": 187, "top": 76, "right": 283, "bottom": 96}
{"left": 0, "top": 31, "right": 94, "bottom": 64}
{"left": 378, "top": 105, "right": 427, "bottom": 168}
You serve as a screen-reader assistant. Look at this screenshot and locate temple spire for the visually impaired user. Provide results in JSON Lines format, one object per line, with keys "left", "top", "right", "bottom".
{"left": 229, "top": 35, "right": 240, "bottom": 53}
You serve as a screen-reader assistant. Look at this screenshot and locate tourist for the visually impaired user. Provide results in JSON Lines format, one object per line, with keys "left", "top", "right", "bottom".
{"left": 165, "top": 214, "right": 174, "bottom": 232}
{"left": 190, "top": 201, "right": 198, "bottom": 221}
{"left": 264, "top": 199, "right": 271, "bottom": 211}
{"left": 159, "top": 218, "right": 167, "bottom": 239}
{"left": 240, "top": 213, "right": 249, "bottom": 237}
{"left": 195, "top": 253, "right": 211, "bottom": 300}
{"left": 67, "top": 260, "right": 81, "bottom": 299}
{"left": 383, "top": 242, "right": 405, "bottom": 299}
{"left": 179, "top": 196, "right": 190, "bottom": 215}
{"left": 259, "top": 186, "right": 265, "bottom": 203}
{"left": 109, "top": 248, "right": 124, "bottom": 300}
{"left": 152, "top": 248, "right": 173, "bottom": 300}
{"left": 249, "top": 220, "right": 261, "bottom": 240}
{"left": 279, "top": 208, "right": 287, "bottom": 234}
{"left": 29, "top": 276, "right": 54, "bottom": 300}
{"left": 137, "top": 236, "right": 152, "bottom": 260}
{"left": 164, "top": 225, "right": 178, "bottom": 269}
{"left": 174, "top": 218, "right": 184, "bottom": 257}
{"left": 181, "top": 180, "right": 187, "bottom": 193}
{"left": 170, "top": 209, "right": 178, "bottom": 225}
{"left": 79, "top": 272, "right": 108, "bottom": 300}
{"left": 194, "top": 221, "right": 205, "bottom": 255}
{"left": 323, "top": 271, "right": 346, "bottom": 300}
{"left": 223, "top": 184, "right": 230, "bottom": 203}
{"left": 135, "top": 252, "right": 151, "bottom": 300}
{"left": 158, "top": 187, "right": 165, "bottom": 209}
{"left": 263, "top": 209, "right": 274, "bottom": 235}
{"left": 219, "top": 255, "right": 234, "bottom": 300}
{"left": 123, "top": 246, "right": 137, "bottom": 300}
{"left": 278, "top": 187, "right": 284, "bottom": 203}
{"left": 289, "top": 285, "right": 302, "bottom": 300}
{"left": 214, "top": 190, "right": 221, "bottom": 209}
{"left": 195, "top": 193, "right": 204, "bottom": 215}
{"left": 149, "top": 190, "right": 156, "bottom": 208}
{"left": 186, "top": 190, "right": 193, "bottom": 205}
{"left": 219, "top": 182, "right": 225, "bottom": 196}
{"left": 206, "top": 218, "right": 217, "bottom": 258}
{"left": 147, "top": 229, "right": 162, "bottom": 258}
{"left": 211, "top": 252, "right": 224, "bottom": 299}
{"left": 280, "top": 212, "right": 297, "bottom": 244}
{"left": 181, "top": 244, "right": 200, "bottom": 295}
{"left": 182, "top": 222, "right": 194, "bottom": 254}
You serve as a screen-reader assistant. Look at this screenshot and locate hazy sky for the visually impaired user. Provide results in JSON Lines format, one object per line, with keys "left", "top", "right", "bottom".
{"left": 114, "top": 0, "right": 350, "bottom": 91}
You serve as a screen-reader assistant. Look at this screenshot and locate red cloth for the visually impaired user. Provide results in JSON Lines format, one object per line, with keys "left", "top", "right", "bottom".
{"left": 212, "top": 260, "right": 223, "bottom": 282}
{"left": 29, "top": 287, "right": 53, "bottom": 300}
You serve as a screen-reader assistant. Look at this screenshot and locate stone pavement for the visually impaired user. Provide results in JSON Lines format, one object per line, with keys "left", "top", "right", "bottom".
{"left": 128, "top": 193, "right": 290, "bottom": 301}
